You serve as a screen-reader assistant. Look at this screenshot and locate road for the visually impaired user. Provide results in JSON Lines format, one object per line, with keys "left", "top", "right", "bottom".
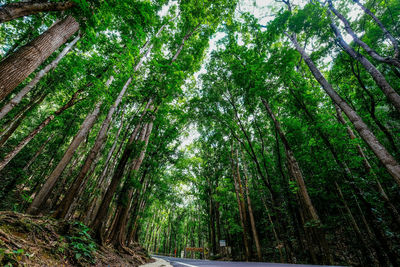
{"left": 153, "top": 255, "right": 340, "bottom": 267}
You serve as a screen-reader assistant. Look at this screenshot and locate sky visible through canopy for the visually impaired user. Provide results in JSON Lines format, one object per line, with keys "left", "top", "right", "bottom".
{"left": 179, "top": 0, "right": 360, "bottom": 149}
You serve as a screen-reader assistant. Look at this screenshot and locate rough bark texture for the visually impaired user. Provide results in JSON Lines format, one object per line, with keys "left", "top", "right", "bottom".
{"left": 27, "top": 100, "right": 102, "bottom": 215}
{"left": 0, "top": 15, "right": 79, "bottom": 100}
{"left": 287, "top": 32, "right": 400, "bottom": 188}
{"left": 48, "top": 19, "right": 162, "bottom": 218}
{"left": 0, "top": 35, "right": 80, "bottom": 120}
{"left": 0, "top": 1, "right": 74, "bottom": 23}
{"left": 53, "top": 76, "right": 118, "bottom": 219}
{"left": 83, "top": 116, "right": 124, "bottom": 225}
{"left": 90, "top": 101, "right": 153, "bottom": 240}
{"left": 91, "top": 21, "right": 193, "bottom": 243}
{"left": 111, "top": 120, "right": 154, "bottom": 248}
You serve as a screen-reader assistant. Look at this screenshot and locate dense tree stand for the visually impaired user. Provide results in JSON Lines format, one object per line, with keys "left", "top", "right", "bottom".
{"left": 0, "top": 0, "right": 399, "bottom": 266}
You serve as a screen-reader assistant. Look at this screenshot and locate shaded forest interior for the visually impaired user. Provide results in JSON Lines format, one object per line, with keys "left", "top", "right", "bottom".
{"left": 0, "top": 0, "right": 400, "bottom": 266}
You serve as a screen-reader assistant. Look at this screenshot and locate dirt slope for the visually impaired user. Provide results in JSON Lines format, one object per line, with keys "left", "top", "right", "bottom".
{"left": 0, "top": 211, "right": 151, "bottom": 266}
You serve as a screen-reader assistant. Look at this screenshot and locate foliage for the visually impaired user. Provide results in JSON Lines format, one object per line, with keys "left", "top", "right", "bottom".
{"left": 1, "top": 0, "right": 400, "bottom": 265}
{"left": 65, "top": 222, "right": 97, "bottom": 265}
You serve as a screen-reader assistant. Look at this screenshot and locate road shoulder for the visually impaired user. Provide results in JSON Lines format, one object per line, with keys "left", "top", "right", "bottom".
{"left": 140, "top": 257, "right": 173, "bottom": 267}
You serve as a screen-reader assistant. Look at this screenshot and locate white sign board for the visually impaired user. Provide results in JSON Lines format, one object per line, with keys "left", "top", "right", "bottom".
{"left": 219, "top": 240, "right": 226, "bottom": 247}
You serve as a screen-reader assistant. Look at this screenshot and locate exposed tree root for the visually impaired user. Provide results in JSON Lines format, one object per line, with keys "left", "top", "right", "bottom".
{"left": 0, "top": 211, "right": 151, "bottom": 266}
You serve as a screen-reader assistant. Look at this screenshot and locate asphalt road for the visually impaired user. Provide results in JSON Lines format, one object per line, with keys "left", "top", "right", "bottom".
{"left": 153, "top": 255, "right": 339, "bottom": 267}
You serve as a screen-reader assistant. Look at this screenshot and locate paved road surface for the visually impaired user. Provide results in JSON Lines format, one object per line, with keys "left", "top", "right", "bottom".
{"left": 153, "top": 255, "right": 339, "bottom": 267}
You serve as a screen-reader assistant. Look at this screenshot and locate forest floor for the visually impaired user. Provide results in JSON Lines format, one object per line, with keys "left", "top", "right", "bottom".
{"left": 0, "top": 211, "right": 152, "bottom": 266}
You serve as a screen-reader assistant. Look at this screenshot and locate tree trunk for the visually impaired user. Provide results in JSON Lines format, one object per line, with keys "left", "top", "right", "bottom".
{"left": 334, "top": 182, "right": 378, "bottom": 265}
{"left": 215, "top": 201, "right": 221, "bottom": 254}
{"left": 126, "top": 181, "right": 149, "bottom": 246}
{"left": 228, "top": 95, "right": 273, "bottom": 194}
{"left": 286, "top": 32, "right": 400, "bottom": 188}
{"left": 0, "top": 1, "right": 74, "bottom": 23}
{"left": 0, "top": 35, "right": 79, "bottom": 120}
{"left": 54, "top": 18, "right": 170, "bottom": 220}
{"left": 328, "top": 1, "right": 400, "bottom": 69}
{"left": 0, "top": 89, "right": 80, "bottom": 171}
{"left": 0, "top": 92, "right": 47, "bottom": 147}
{"left": 242, "top": 157, "right": 262, "bottom": 261}
{"left": 230, "top": 144, "right": 251, "bottom": 261}
{"left": 349, "top": 60, "right": 399, "bottom": 154}
{"left": 328, "top": 13, "right": 400, "bottom": 112}
{"left": 259, "top": 192, "right": 285, "bottom": 263}
{"left": 90, "top": 100, "right": 152, "bottom": 240}
{"left": 83, "top": 119, "right": 124, "bottom": 225}
{"left": 0, "top": 16, "right": 79, "bottom": 100}
{"left": 209, "top": 190, "right": 216, "bottom": 256}
{"left": 53, "top": 76, "right": 121, "bottom": 219}
{"left": 352, "top": 0, "right": 399, "bottom": 59}
{"left": 287, "top": 81, "right": 395, "bottom": 264}
{"left": 23, "top": 133, "right": 54, "bottom": 171}
{"left": 111, "top": 120, "right": 154, "bottom": 248}
{"left": 49, "top": 151, "right": 85, "bottom": 211}
{"left": 335, "top": 105, "right": 400, "bottom": 226}
{"left": 262, "top": 98, "right": 332, "bottom": 265}
{"left": 352, "top": 184, "right": 400, "bottom": 266}
{"left": 27, "top": 100, "right": 102, "bottom": 215}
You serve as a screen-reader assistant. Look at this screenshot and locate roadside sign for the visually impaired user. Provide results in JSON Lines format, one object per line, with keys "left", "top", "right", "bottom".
{"left": 219, "top": 240, "right": 226, "bottom": 247}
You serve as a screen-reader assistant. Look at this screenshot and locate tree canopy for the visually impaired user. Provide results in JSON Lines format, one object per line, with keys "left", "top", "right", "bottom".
{"left": 0, "top": 0, "right": 400, "bottom": 265}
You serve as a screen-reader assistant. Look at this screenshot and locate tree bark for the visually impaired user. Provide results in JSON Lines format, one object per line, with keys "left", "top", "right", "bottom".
{"left": 52, "top": 20, "right": 170, "bottom": 220}
{"left": 0, "top": 90, "right": 80, "bottom": 171}
{"left": 0, "top": 92, "right": 47, "bottom": 147}
{"left": 287, "top": 79, "right": 395, "bottom": 264}
{"left": 349, "top": 60, "right": 399, "bottom": 154}
{"left": 230, "top": 144, "right": 251, "bottom": 261}
{"left": 90, "top": 100, "right": 152, "bottom": 240}
{"left": 328, "top": 1, "right": 400, "bottom": 68}
{"left": 23, "top": 133, "right": 54, "bottom": 171}
{"left": 27, "top": 100, "right": 102, "bottom": 215}
{"left": 53, "top": 76, "right": 121, "bottom": 219}
{"left": 328, "top": 12, "right": 400, "bottom": 112}
{"left": 335, "top": 105, "right": 400, "bottom": 226}
{"left": 83, "top": 118, "right": 124, "bottom": 225}
{"left": 111, "top": 119, "right": 154, "bottom": 248}
{"left": 259, "top": 191, "right": 285, "bottom": 263}
{"left": 0, "top": 1, "right": 75, "bottom": 23}
{"left": 208, "top": 182, "right": 217, "bottom": 256}
{"left": 0, "top": 15, "right": 79, "bottom": 100}
{"left": 352, "top": 0, "right": 399, "bottom": 59}
{"left": 334, "top": 182, "right": 378, "bottom": 265}
{"left": 262, "top": 98, "right": 332, "bottom": 265}
{"left": 0, "top": 34, "right": 79, "bottom": 120}
{"left": 242, "top": 156, "right": 262, "bottom": 261}
{"left": 286, "top": 32, "right": 400, "bottom": 188}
